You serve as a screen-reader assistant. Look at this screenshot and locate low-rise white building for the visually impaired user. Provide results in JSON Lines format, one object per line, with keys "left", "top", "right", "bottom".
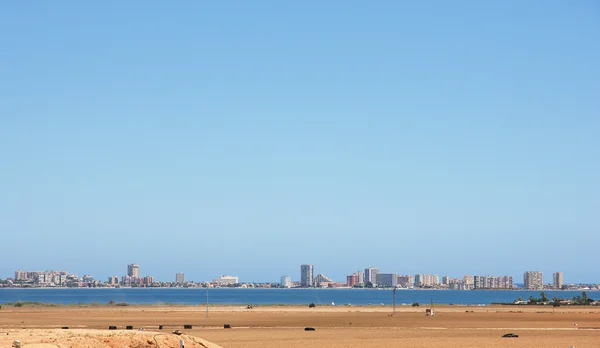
{"left": 212, "top": 275, "right": 239, "bottom": 285}
{"left": 280, "top": 275, "right": 291, "bottom": 288}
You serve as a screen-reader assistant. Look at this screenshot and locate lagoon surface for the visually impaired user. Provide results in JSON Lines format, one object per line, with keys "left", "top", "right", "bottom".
{"left": 0, "top": 288, "right": 593, "bottom": 305}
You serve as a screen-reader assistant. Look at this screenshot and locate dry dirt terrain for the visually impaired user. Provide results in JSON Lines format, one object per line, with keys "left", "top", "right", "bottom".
{"left": 0, "top": 329, "right": 223, "bottom": 348}
{"left": 1, "top": 305, "right": 600, "bottom": 347}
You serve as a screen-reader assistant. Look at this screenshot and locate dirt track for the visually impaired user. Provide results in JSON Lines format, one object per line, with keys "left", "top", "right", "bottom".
{"left": 1, "top": 305, "right": 600, "bottom": 347}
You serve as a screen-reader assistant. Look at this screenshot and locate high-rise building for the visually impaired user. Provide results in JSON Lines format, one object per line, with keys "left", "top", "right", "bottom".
{"left": 280, "top": 275, "right": 291, "bottom": 288}
{"left": 58, "top": 274, "right": 68, "bottom": 286}
{"left": 356, "top": 271, "right": 365, "bottom": 285}
{"left": 14, "top": 269, "right": 26, "bottom": 281}
{"left": 498, "top": 276, "right": 513, "bottom": 289}
{"left": 397, "top": 275, "right": 414, "bottom": 288}
{"left": 375, "top": 273, "right": 398, "bottom": 288}
{"left": 414, "top": 274, "right": 439, "bottom": 287}
{"left": 442, "top": 276, "right": 450, "bottom": 285}
{"left": 524, "top": 271, "right": 543, "bottom": 290}
{"left": 463, "top": 275, "right": 474, "bottom": 288}
{"left": 108, "top": 276, "right": 119, "bottom": 285}
{"left": 300, "top": 264, "right": 314, "bottom": 287}
{"left": 364, "top": 267, "right": 379, "bottom": 286}
{"left": 176, "top": 273, "right": 185, "bottom": 284}
{"left": 473, "top": 275, "right": 513, "bottom": 289}
{"left": 346, "top": 274, "right": 359, "bottom": 287}
{"left": 553, "top": 272, "right": 564, "bottom": 289}
{"left": 415, "top": 274, "right": 423, "bottom": 287}
{"left": 127, "top": 264, "right": 140, "bottom": 278}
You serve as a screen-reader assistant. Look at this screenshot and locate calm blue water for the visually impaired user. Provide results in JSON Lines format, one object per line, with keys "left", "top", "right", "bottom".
{"left": 0, "top": 288, "right": 594, "bottom": 305}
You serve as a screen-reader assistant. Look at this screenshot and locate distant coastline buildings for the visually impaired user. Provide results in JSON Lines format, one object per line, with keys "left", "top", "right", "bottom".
{"left": 473, "top": 275, "right": 513, "bottom": 289}
{"left": 212, "top": 275, "right": 239, "bottom": 285}
{"left": 376, "top": 273, "right": 398, "bottom": 288}
{"left": 524, "top": 271, "right": 543, "bottom": 290}
{"left": 13, "top": 270, "right": 74, "bottom": 286}
{"left": 127, "top": 264, "right": 140, "bottom": 278}
{"left": 415, "top": 274, "right": 439, "bottom": 287}
{"left": 280, "top": 275, "right": 291, "bottom": 288}
{"left": 364, "top": 267, "right": 379, "bottom": 286}
{"left": 397, "top": 275, "right": 414, "bottom": 288}
{"left": 4, "top": 265, "right": 589, "bottom": 291}
{"left": 553, "top": 272, "right": 564, "bottom": 290}
{"left": 344, "top": 270, "right": 514, "bottom": 290}
{"left": 300, "top": 264, "right": 314, "bottom": 288}
{"left": 463, "top": 275, "right": 475, "bottom": 288}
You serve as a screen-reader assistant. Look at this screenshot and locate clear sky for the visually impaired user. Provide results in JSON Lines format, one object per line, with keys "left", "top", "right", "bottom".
{"left": 1, "top": 1, "right": 599, "bottom": 284}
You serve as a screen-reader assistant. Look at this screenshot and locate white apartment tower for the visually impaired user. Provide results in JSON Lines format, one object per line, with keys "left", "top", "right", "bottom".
{"left": 356, "top": 271, "right": 365, "bottom": 285}
{"left": 280, "top": 275, "right": 291, "bottom": 288}
{"left": 300, "top": 264, "right": 314, "bottom": 287}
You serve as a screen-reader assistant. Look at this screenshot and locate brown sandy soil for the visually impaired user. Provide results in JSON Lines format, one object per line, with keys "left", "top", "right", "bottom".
{"left": 0, "top": 329, "right": 223, "bottom": 348}
{"left": 1, "top": 305, "right": 600, "bottom": 347}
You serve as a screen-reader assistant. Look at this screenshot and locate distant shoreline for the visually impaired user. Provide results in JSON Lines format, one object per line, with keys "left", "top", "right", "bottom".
{"left": 2, "top": 288, "right": 596, "bottom": 307}
{"left": 0, "top": 301, "right": 549, "bottom": 308}
{"left": 0, "top": 287, "right": 597, "bottom": 291}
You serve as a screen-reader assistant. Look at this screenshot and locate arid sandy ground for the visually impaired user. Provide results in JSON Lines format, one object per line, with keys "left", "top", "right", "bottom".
{"left": 0, "top": 329, "right": 223, "bottom": 348}
{"left": 1, "top": 305, "right": 600, "bottom": 347}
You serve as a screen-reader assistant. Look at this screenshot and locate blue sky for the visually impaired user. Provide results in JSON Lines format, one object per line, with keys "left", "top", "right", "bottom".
{"left": 1, "top": 1, "right": 599, "bottom": 283}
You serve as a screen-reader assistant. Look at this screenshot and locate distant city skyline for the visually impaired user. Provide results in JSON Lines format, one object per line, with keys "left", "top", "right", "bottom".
{"left": 3, "top": 264, "right": 594, "bottom": 285}
{"left": 1, "top": 2, "right": 598, "bottom": 283}
{"left": 6, "top": 265, "right": 590, "bottom": 291}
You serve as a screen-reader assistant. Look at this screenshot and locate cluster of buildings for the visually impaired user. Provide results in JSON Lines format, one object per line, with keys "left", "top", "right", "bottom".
{"left": 109, "top": 264, "right": 156, "bottom": 287}
{"left": 6, "top": 264, "right": 243, "bottom": 289}
{"left": 277, "top": 265, "right": 344, "bottom": 289}
{"left": 341, "top": 267, "right": 516, "bottom": 290}
{"left": 117, "top": 266, "right": 240, "bottom": 287}
{"left": 211, "top": 275, "right": 239, "bottom": 285}
{"left": 12, "top": 270, "right": 94, "bottom": 287}
{"left": 278, "top": 266, "right": 570, "bottom": 291}
{"left": 106, "top": 265, "right": 239, "bottom": 287}
{"left": 9, "top": 265, "right": 159, "bottom": 288}
{"left": 523, "top": 271, "right": 564, "bottom": 290}
{"left": 0, "top": 265, "right": 578, "bottom": 291}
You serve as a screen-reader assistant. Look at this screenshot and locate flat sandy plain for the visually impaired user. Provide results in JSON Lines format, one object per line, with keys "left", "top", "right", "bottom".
{"left": 1, "top": 305, "right": 600, "bottom": 347}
